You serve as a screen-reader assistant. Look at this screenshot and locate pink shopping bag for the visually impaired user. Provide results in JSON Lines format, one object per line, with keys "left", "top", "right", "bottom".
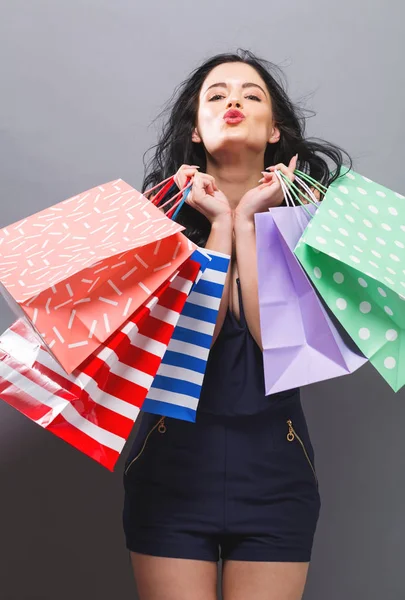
{"left": 0, "top": 256, "right": 202, "bottom": 470}
{"left": 0, "top": 179, "right": 195, "bottom": 373}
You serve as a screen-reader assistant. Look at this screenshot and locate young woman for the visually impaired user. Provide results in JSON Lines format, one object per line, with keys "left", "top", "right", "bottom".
{"left": 123, "top": 50, "right": 350, "bottom": 600}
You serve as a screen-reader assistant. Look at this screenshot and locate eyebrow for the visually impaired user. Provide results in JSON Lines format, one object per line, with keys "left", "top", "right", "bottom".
{"left": 204, "top": 82, "right": 268, "bottom": 96}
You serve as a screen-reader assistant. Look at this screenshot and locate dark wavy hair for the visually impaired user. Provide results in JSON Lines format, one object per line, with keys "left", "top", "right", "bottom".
{"left": 143, "top": 49, "right": 351, "bottom": 246}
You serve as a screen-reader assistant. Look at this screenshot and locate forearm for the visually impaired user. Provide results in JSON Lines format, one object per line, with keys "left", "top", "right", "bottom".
{"left": 234, "top": 215, "right": 262, "bottom": 349}
{"left": 204, "top": 216, "right": 233, "bottom": 346}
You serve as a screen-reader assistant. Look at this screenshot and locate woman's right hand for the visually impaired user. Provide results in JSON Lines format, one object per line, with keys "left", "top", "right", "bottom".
{"left": 174, "top": 164, "right": 232, "bottom": 224}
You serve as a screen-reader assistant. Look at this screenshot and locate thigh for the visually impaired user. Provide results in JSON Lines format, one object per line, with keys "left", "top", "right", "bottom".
{"left": 222, "top": 560, "right": 309, "bottom": 600}
{"left": 131, "top": 552, "right": 218, "bottom": 600}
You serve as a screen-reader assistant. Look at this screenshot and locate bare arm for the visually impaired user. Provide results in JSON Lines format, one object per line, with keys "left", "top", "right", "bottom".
{"left": 233, "top": 215, "right": 262, "bottom": 349}
{"left": 204, "top": 215, "right": 233, "bottom": 346}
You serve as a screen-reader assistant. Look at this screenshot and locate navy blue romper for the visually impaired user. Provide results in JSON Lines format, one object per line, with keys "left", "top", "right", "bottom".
{"left": 123, "top": 278, "right": 321, "bottom": 562}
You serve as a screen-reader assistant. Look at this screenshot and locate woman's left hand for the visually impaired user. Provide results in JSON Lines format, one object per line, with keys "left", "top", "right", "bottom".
{"left": 235, "top": 155, "right": 298, "bottom": 223}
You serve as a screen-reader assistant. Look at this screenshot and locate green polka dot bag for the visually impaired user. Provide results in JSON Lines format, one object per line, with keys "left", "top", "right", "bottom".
{"left": 294, "top": 169, "right": 405, "bottom": 392}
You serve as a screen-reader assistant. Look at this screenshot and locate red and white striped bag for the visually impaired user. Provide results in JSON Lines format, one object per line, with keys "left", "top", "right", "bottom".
{"left": 0, "top": 257, "right": 202, "bottom": 470}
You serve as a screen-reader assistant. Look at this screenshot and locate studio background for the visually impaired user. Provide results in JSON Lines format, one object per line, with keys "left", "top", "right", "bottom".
{"left": 0, "top": 1, "right": 404, "bottom": 598}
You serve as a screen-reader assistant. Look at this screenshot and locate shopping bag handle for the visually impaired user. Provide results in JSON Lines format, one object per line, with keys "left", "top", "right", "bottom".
{"left": 143, "top": 176, "right": 192, "bottom": 221}
{"left": 274, "top": 171, "right": 314, "bottom": 218}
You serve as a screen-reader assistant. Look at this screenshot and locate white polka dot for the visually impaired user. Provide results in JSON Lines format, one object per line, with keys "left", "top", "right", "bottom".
{"left": 334, "top": 197, "right": 344, "bottom": 206}
{"left": 338, "top": 186, "right": 349, "bottom": 195}
{"left": 376, "top": 237, "right": 386, "bottom": 245}
{"left": 363, "top": 176, "right": 373, "bottom": 183}
{"left": 359, "top": 328, "right": 370, "bottom": 340}
{"left": 401, "top": 282, "right": 405, "bottom": 288}
{"left": 335, "top": 239, "right": 345, "bottom": 247}
{"left": 394, "top": 241, "right": 404, "bottom": 249}
{"left": 395, "top": 192, "right": 405, "bottom": 199}
{"left": 358, "top": 232, "right": 368, "bottom": 241}
{"left": 369, "top": 261, "right": 379, "bottom": 268}
{"left": 329, "top": 210, "right": 338, "bottom": 218}
{"left": 388, "top": 207, "right": 398, "bottom": 216}
{"left": 368, "top": 205, "right": 379, "bottom": 214}
{"left": 376, "top": 191, "right": 386, "bottom": 198}
{"left": 349, "top": 255, "right": 360, "bottom": 264}
{"left": 316, "top": 236, "right": 326, "bottom": 245}
{"left": 336, "top": 298, "right": 347, "bottom": 310}
{"left": 384, "top": 306, "right": 394, "bottom": 316}
{"left": 345, "top": 214, "right": 355, "bottom": 223}
{"left": 353, "top": 245, "right": 363, "bottom": 253}
{"left": 338, "top": 228, "right": 349, "bottom": 237}
{"left": 384, "top": 277, "right": 395, "bottom": 285}
{"left": 351, "top": 202, "right": 360, "bottom": 210}
{"left": 381, "top": 223, "right": 391, "bottom": 231}
{"left": 307, "top": 222, "right": 313, "bottom": 228}
{"left": 358, "top": 278, "right": 368, "bottom": 288}
{"left": 346, "top": 172, "right": 356, "bottom": 180}
{"left": 377, "top": 287, "right": 387, "bottom": 297}
{"left": 360, "top": 301, "right": 371, "bottom": 314}
{"left": 313, "top": 248, "right": 320, "bottom": 254}
{"left": 386, "top": 329, "right": 398, "bottom": 342}
{"left": 386, "top": 267, "right": 396, "bottom": 275}
{"left": 400, "top": 225, "right": 405, "bottom": 233}
{"left": 371, "top": 250, "right": 381, "bottom": 258}
{"left": 329, "top": 252, "right": 340, "bottom": 259}
{"left": 390, "top": 254, "right": 400, "bottom": 262}
{"left": 357, "top": 187, "right": 368, "bottom": 195}
{"left": 314, "top": 267, "right": 322, "bottom": 279}
{"left": 321, "top": 224, "right": 332, "bottom": 232}
{"left": 384, "top": 357, "right": 396, "bottom": 370}
{"left": 363, "top": 219, "right": 373, "bottom": 228}
{"left": 333, "top": 272, "right": 344, "bottom": 284}
{"left": 400, "top": 294, "right": 405, "bottom": 300}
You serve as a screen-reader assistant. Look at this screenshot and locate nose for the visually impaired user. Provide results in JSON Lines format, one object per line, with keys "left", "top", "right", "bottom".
{"left": 227, "top": 97, "right": 243, "bottom": 109}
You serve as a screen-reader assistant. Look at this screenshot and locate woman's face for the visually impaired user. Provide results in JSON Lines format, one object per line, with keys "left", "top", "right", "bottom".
{"left": 193, "top": 62, "right": 280, "bottom": 158}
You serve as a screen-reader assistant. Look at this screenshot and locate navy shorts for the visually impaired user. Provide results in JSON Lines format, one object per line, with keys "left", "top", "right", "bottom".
{"left": 123, "top": 400, "right": 321, "bottom": 563}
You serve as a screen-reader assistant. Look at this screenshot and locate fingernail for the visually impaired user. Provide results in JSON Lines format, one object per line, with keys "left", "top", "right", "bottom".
{"left": 258, "top": 178, "right": 264, "bottom": 183}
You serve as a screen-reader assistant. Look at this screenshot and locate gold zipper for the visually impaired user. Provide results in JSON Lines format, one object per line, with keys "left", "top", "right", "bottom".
{"left": 124, "top": 416, "right": 166, "bottom": 476}
{"left": 286, "top": 419, "right": 318, "bottom": 486}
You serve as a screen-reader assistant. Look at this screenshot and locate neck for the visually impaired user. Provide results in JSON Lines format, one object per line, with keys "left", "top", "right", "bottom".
{"left": 205, "top": 150, "right": 265, "bottom": 209}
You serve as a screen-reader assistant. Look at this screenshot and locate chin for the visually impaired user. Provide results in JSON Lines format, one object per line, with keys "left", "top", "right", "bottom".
{"left": 209, "top": 133, "right": 266, "bottom": 154}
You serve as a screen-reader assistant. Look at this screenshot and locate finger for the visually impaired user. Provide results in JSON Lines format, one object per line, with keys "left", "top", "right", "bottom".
{"left": 288, "top": 154, "right": 298, "bottom": 170}
{"left": 268, "top": 163, "right": 295, "bottom": 182}
{"left": 174, "top": 167, "right": 198, "bottom": 189}
{"left": 258, "top": 171, "right": 274, "bottom": 184}
{"left": 198, "top": 174, "right": 217, "bottom": 195}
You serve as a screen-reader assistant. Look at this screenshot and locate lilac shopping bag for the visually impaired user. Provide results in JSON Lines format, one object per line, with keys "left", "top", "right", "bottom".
{"left": 255, "top": 204, "right": 367, "bottom": 394}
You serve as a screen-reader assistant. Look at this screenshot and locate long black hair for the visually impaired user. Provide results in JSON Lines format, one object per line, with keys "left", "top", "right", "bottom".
{"left": 143, "top": 49, "right": 351, "bottom": 246}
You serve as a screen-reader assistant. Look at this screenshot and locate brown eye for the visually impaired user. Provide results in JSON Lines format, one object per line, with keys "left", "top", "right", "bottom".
{"left": 245, "top": 94, "right": 261, "bottom": 102}
{"left": 209, "top": 94, "right": 225, "bottom": 101}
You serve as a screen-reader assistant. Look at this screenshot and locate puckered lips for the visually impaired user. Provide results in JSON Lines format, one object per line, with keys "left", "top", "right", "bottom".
{"left": 223, "top": 109, "right": 245, "bottom": 125}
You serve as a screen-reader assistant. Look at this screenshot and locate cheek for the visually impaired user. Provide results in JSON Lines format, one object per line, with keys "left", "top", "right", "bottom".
{"left": 196, "top": 106, "right": 223, "bottom": 138}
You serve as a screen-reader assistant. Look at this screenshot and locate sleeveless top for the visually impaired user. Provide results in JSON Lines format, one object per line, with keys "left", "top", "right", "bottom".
{"left": 198, "top": 278, "right": 300, "bottom": 416}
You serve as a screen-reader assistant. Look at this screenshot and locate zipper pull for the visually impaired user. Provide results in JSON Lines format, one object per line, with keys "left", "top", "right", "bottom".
{"left": 286, "top": 419, "right": 295, "bottom": 442}
{"left": 158, "top": 417, "right": 166, "bottom": 434}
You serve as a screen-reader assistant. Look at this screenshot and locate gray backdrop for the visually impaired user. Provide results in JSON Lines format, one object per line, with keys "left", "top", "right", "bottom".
{"left": 1, "top": 1, "right": 404, "bottom": 599}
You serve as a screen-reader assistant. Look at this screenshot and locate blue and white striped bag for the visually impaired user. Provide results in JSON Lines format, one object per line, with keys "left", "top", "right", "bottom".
{"left": 142, "top": 249, "right": 230, "bottom": 422}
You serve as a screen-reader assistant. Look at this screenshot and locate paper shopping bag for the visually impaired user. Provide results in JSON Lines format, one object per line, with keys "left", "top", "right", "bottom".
{"left": 0, "top": 253, "right": 206, "bottom": 470}
{"left": 142, "top": 250, "right": 230, "bottom": 422}
{"left": 294, "top": 169, "right": 405, "bottom": 391}
{"left": 0, "top": 179, "right": 195, "bottom": 373}
{"left": 255, "top": 205, "right": 367, "bottom": 394}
